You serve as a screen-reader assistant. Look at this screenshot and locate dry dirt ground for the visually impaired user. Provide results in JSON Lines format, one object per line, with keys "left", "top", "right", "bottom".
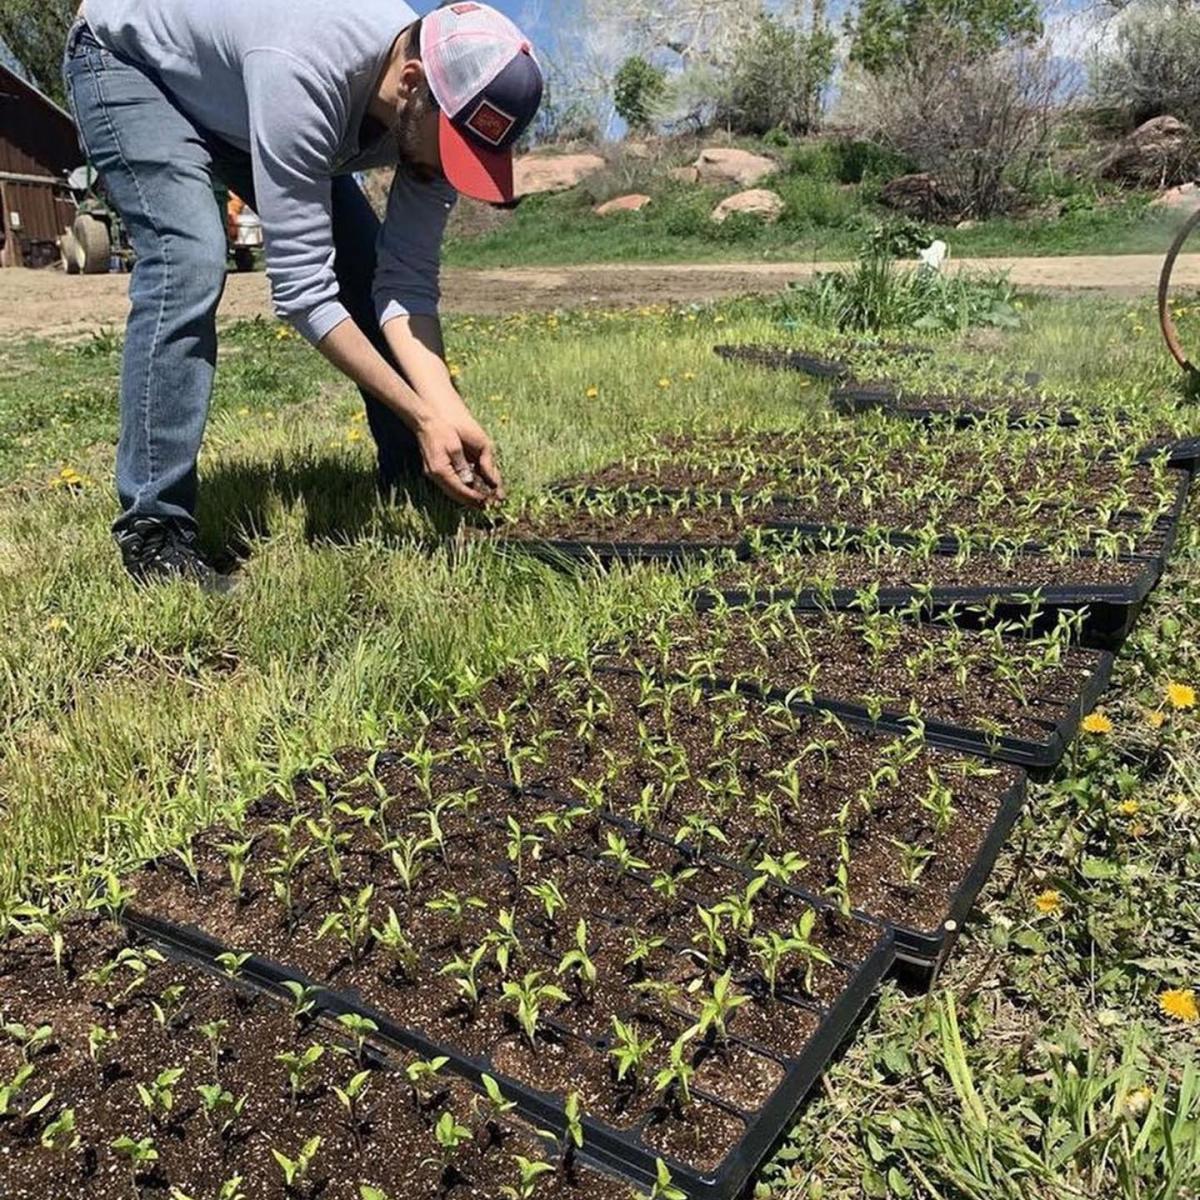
{"left": 3, "top": 254, "right": 1200, "bottom": 340}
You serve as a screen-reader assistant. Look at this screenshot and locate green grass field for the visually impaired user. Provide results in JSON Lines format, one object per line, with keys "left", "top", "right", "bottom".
{"left": 1, "top": 289, "right": 1197, "bottom": 1197}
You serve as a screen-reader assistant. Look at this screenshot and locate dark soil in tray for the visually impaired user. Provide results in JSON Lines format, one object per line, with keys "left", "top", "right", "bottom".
{"left": 490, "top": 505, "right": 747, "bottom": 550}
{"left": 420, "top": 666, "right": 1024, "bottom": 940}
{"left": 599, "top": 606, "right": 1109, "bottom": 745}
{"left": 832, "top": 379, "right": 1063, "bottom": 419}
{"left": 710, "top": 547, "right": 1151, "bottom": 595}
{"left": 0, "top": 918, "right": 614, "bottom": 1200}
{"left": 113, "top": 756, "right": 885, "bottom": 1182}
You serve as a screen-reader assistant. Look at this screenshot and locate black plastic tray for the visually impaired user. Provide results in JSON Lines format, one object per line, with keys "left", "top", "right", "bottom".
{"left": 121, "top": 882, "right": 894, "bottom": 1200}
{"left": 698, "top": 551, "right": 1164, "bottom": 651}
{"left": 714, "top": 344, "right": 852, "bottom": 380}
{"left": 1138, "top": 434, "right": 1200, "bottom": 470}
{"left": 831, "top": 382, "right": 1081, "bottom": 429}
{"left": 600, "top": 647, "right": 1113, "bottom": 778}
{"left": 493, "top": 534, "right": 750, "bottom": 567}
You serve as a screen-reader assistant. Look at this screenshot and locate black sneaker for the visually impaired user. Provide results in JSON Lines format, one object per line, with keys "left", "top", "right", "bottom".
{"left": 114, "top": 518, "right": 237, "bottom": 595}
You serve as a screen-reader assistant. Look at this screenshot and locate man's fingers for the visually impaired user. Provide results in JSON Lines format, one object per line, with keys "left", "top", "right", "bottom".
{"left": 429, "top": 462, "right": 486, "bottom": 508}
{"left": 476, "top": 443, "right": 505, "bottom": 496}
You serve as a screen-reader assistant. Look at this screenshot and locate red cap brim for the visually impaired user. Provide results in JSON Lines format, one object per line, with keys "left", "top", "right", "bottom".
{"left": 439, "top": 111, "right": 515, "bottom": 204}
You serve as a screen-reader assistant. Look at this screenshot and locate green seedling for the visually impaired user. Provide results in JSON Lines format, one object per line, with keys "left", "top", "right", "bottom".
{"left": 525, "top": 879, "right": 567, "bottom": 925}
{"left": 199, "top": 1020, "right": 228, "bottom": 1080}
{"left": 305, "top": 817, "right": 350, "bottom": 884}
{"left": 136, "top": 1067, "right": 185, "bottom": 1126}
{"left": 406, "top": 1055, "right": 450, "bottom": 1109}
{"left": 424, "top": 1110, "right": 473, "bottom": 1177}
{"left": 696, "top": 971, "right": 750, "bottom": 1045}
{"left": 276, "top": 1044, "right": 325, "bottom": 1113}
{"left": 282, "top": 981, "right": 319, "bottom": 1025}
{"left": 441, "top": 945, "right": 488, "bottom": 1018}
{"left": 171, "top": 1179, "right": 246, "bottom": 1200}
{"left": 653, "top": 1029, "right": 699, "bottom": 1112}
{"left": 505, "top": 818, "right": 543, "bottom": 884}
{"left": 151, "top": 984, "right": 187, "bottom": 1029}
{"left": 475, "top": 1073, "right": 517, "bottom": 1131}
{"left": 499, "top": 1155, "right": 554, "bottom": 1200}
{"left": 426, "top": 890, "right": 488, "bottom": 945}
{"left": 0, "top": 1063, "right": 45, "bottom": 1118}
{"left": 651, "top": 866, "right": 698, "bottom": 901}
{"left": 599, "top": 830, "right": 650, "bottom": 877}
{"left": 609, "top": 1016, "right": 658, "bottom": 1091}
{"left": 40, "top": 1107, "right": 79, "bottom": 1153}
{"left": 386, "top": 833, "right": 435, "bottom": 894}
{"left": 556, "top": 919, "right": 597, "bottom": 1002}
{"left": 2, "top": 1020, "right": 53, "bottom": 1062}
{"left": 90, "top": 946, "right": 165, "bottom": 1001}
{"left": 215, "top": 951, "right": 251, "bottom": 985}
{"left": 332, "top": 1069, "right": 372, "bottom": 1150}
{"left": 370, "top": 908, "right": 420, "bottom": 982}
{"left": 272, "top": 1136, "right": 321, "bottom": 1192}
{"left": 649, "top": 1158, "right": 687, "bottom": 1200}
{"left": 317, "top": 884, "right": 375, "bottom": 965}
{"left": 500, "top": 971, "right": 569, "bottom": 1049}
{"left": 560, "top": 1091, "right": 584, "bottom": 1176}
{"left": 112, "top": 1134, "right": 159, "bottom": 1190}
{"left": 196, "top": 1085, "right": 246, "bottom": 1139}
{"left": 335, "top": 1012, "right": 378, "bottom": 1065}
{"left": 486, "top": 908, "right": 521, "bottom": 977}
{"left": 219, "top": 838, "right": 254, "bottom": 904}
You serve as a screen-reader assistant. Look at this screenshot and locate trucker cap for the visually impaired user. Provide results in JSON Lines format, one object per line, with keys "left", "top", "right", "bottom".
{"left": 421, "top": 3, "right": 544, "bottom": 204}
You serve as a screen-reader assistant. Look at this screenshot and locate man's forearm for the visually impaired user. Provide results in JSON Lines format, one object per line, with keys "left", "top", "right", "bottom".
{"left": 382, "top": 314, "right": 470, "bottom": 416}
{"left": 315, "top": 316, "right": 435, "bottom": 428}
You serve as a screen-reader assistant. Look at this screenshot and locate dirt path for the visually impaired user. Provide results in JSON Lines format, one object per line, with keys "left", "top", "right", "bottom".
{"left": 2, "top": 254, "right": 1195, "bottom": 340}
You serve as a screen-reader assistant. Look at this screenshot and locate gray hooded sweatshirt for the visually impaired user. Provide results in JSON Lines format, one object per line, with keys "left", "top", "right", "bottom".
{"left": 84, "top": 0, "right": 457, "bottom": 344}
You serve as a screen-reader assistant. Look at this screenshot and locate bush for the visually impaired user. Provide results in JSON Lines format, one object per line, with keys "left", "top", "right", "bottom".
{"left": 1091, "top": 1, "right": 1200, "bottom": 132}
{"left": 717, "top": 14, "right": 836, "bottom": 136}
{"left": 777, "top": 174, "right": 864, "bottom": 230}
{"left": 841, "top": 25, "right": 1070, "bottom": 217}
{"left": 613, "top": 57, "right": 668, "bottom": 133}
{"left": 780, "top": 253, "right": 1021, "bottom": 334}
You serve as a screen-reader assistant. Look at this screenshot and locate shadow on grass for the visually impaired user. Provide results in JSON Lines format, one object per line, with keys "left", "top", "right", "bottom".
{"left": 196, "top": 452, "right": 473, "bottom": 564}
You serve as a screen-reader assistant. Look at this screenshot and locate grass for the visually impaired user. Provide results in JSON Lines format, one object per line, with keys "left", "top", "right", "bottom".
{"left": 443, "top": 145, "right": 1178, "bottom": 269}
{"left": 1, "top": 292, "right": 1198, "bottom": 1197}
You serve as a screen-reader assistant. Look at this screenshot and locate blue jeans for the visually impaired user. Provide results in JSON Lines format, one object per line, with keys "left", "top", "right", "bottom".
{"left": 63, "top": 20, "right": 419, "bottom": 535}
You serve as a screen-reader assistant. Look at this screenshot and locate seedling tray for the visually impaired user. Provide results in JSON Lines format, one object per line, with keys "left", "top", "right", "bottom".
{"left": 1138, "top": 434, "right": 1200, "bottom": 470}
{"left": 120, "top": 855, "right": 895, "bottom": 1200}
{"left": 493, "top": 535, "right": 750, "bottom": 567}
{"left": 713, "top": 344, "right": 853, "bottom": 379}
{"left": 600, "top": 647, "right": 1114, "bottom": 778}
{"left": 831, "top": 381, "right": 1080, "bottom": 429}
{"left": 699, "top": 553, "right": 1164, "bottom": 651}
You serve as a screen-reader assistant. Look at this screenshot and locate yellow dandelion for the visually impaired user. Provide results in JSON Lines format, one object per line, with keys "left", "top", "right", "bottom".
{"left": 1159, "top": 989, "right": 1199, "bottom": 1024}
{"left": 1034, "top": 889, "right": 1063, "bottom": 916}
{"left": 1121, "top": 1087, "right": 1154, "bottom": 1118}
{"left": 352, "top": 411, "right": 366, "bottom": 424}
{"left": 237, "top": 407, "right": 251, "bottom": 417}
{"left": 1146, "top": 710, "right": 1167, "bottom": 730}
{"left": 1117, "top": 800, "right": 1140, "bottom": 817}
{"left": 657, "top": 378, "right": 671, "bottom": 389}
{"left": 1082, "top": 712, "right": 1113, "bottom": 735}
{"left": 347, "top": 429, "right": 364, "bottom": 443}
{"left": 448, "top": 364, "right": 461, "bottom": 380}
{"left": 714, "top": 315, "right": 726, "bottom": 324}
{"left": 44, "top": 615, "right": 69, "bottom": 633}
{"left": 585, "top": 387, "right": 600, "bottom": 399}
{"left": 1167, "top": 682, "right": 1196, "bottom": 711}
{"left": 1171, "top": 792, "right": 1198, "bottom": 818}
{"left": 683, "top": 371, "right": 696, "bottom": 381}
{"left": 499, "top": 412, "right": 510, "bottom": 425}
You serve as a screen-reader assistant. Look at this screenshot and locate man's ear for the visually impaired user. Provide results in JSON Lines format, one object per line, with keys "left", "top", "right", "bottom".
{"left": 398, "top": 57, "right": 427, "bottom": 101}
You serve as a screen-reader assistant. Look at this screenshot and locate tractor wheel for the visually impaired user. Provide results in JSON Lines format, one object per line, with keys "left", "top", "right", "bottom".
{"left": 60, "top": 230, "right": 81, "bottom": 275}
{"left": 73, "top": 213, "right": 112, "bottom": 274}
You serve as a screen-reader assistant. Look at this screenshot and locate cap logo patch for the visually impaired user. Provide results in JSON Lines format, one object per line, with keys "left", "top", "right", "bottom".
{"left": 464, "top": 100, "right": 517, "bottom": 146}
{"left": 450, "top": 3, "right": 482, "bottom": 13}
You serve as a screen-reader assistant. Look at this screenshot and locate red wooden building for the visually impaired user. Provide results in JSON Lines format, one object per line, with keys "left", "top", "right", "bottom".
{"left": 0, "top": 60, "right": 80, "bottom": 268}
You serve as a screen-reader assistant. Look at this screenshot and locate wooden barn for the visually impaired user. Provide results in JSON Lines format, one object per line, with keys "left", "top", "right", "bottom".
{"left": 0, "top": 60, "right": 80, "bottom": 268}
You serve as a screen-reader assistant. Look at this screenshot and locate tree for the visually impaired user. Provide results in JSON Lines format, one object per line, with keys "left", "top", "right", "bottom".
{"left": 613, "top": 56, "right": 668, "bottom": 132}
{"left": 847, "top": 0, "right": 1042, "bottom": 74}
{"left": 0, "top": 1, "right": 77, "bottom": 107}
{"left": 717, "top": 13, "right": 835, "bottom": 135}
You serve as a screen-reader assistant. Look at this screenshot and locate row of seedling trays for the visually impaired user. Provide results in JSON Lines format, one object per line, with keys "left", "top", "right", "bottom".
{"left": 5, "top": 418, "right": 1192, "bottom": 1199}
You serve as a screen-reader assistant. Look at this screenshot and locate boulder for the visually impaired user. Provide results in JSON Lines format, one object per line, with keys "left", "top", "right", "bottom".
{"left": 1151, "top": 181, "right": 1200, "bottom": 214}
{"left": 594, "top": 193, "right": 652, "bottom": 216}
{"left": 1099, "top": 116, "right": 1198, "bottom": 188}
{"left": 693, "top": 147, "right": 778, "bottom": 188}
{"left": 879, "top": 172, "right": 957, "bottom": 220}
{"left": 668, "top": 165, "right": 700, "bottom": 185}
{"left": 513, "top": 152, "right": 606, "bottom": 197}
{"left": 711, "top": 188, "right": 785, "bottom": 224}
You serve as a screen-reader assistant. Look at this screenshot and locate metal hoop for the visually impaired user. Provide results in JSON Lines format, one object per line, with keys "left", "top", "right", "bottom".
{"left": 1158, "top": 206, "right": 1200, "bottom": 377}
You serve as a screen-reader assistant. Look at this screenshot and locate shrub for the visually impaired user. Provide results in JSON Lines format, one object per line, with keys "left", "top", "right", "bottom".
{"left": 841, "top": 25, "right": 1071, "bottom": 217}
{"left": 779, "top": 253, "right": 1021, "bottom": 334}
{"left": 614, "top": 57, "right": 668, "bottom": 133}
{"left": 716, "top": 14, "right": 836, "bottom": 136}
{"left": 1090, "top": 1, "right": 1200, "bottom": 132}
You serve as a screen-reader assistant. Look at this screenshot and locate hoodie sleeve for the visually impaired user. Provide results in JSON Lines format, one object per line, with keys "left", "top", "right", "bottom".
{"left": 242, "top": 48, "right": 349, "bottom": 344}
{"left": 374, "top": 167, "right": 457, "bottom": 327}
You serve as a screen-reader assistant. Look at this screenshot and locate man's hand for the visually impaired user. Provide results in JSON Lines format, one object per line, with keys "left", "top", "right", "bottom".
{"left": 415, "top": 405, "right": 505, "bottom": 509}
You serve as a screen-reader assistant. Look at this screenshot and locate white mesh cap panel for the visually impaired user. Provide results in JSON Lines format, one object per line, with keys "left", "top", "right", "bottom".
{"left": 422, "top": 6, "right": 532, "bottom": 118}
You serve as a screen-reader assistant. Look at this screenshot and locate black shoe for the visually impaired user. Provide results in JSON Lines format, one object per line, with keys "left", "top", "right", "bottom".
{"left": 115, "top": 518, "right": 238, "bottom": 595}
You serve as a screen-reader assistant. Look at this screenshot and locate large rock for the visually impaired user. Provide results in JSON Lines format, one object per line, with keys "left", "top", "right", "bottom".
{"left": 594, "top": 194, "right": 652, "bottom": 216}
{"left": 879, "top": 172, "right": 957, "bottom": 220}
{"left": 1099, "top": 116, "right": 1199, "bottom": 188}
{"left": 513, "top": 152, "right": 606, "bottom": 197}
{"left": 693, "top": 147, "right": 778, "bottom": 187}
{"left": 1151, "top": 181, "right": 1200, "bottom": 214}
{"left": 711, "top": 188, "right": 785, "bottom": 224}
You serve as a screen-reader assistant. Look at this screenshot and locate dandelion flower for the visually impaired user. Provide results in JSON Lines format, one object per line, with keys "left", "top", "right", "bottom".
{"left": 1082, "top": 712, "right": 1113, "bottom": 735}
{"left": 585, "top": 387, "right": 599, "bottom": 399}
{"left": 657, "top": 378, "right": 671, "bottom": 389}
{"left": 44, "top": 615, "right": 69, "bottom": 633}
{"left": 237, "top": 406, "right": 251, "bottom": 417}
{"left": 1117, "top": 800, "right": 1140, "bottom": 817}
{"left": 1121, "top": 1087, "right": 1153, "bottom": 1118}
{"left": 1167, "top": 682, "right": 1196, "bottom": 711}
{"left": 1159, "top": 989, "right": 1198, "bottom": 1024}
{"left": 683, "top": 371, "right": 696, "bottom": 381}
{"left": 347, "top": 429, "right": 364, "bottom": 443}
{"left": 1034, "top": 889, "right": 1063, "bottom": 916}
{"left": 1146, "top": 710, "right": 1166, "bottom": 730}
